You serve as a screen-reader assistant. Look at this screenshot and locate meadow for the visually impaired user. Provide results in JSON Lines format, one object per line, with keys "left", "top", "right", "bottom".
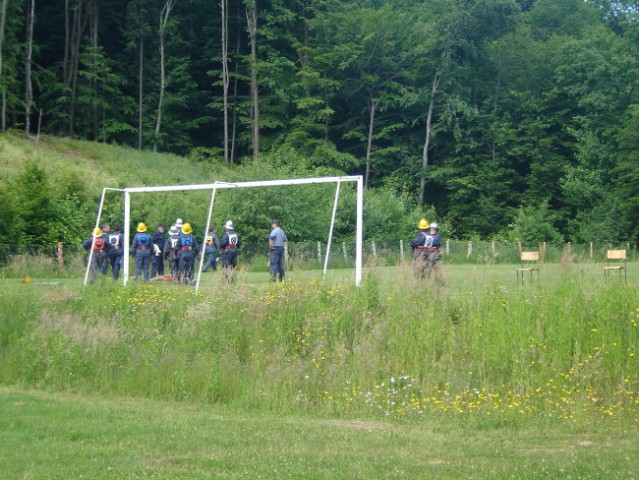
{"left": 0, "top": 259, "right": 638, "bottom": 478}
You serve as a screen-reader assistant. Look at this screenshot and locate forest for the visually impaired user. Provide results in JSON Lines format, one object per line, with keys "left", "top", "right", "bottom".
{"left": 1, "top": 0, "right": 639, "bottom": 242}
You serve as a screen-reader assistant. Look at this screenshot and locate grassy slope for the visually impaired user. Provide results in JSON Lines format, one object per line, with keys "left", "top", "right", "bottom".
{"left": 0, "top": 130, "right": 228, "bottom": 193}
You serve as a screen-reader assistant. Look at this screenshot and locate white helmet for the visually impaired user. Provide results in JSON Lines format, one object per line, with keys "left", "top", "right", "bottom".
{"left": 169, "top": 225, "right": 178, "bottom": 235}
{"left": 225, "top": 220, "right": 233, "bottom": 229}
{"left": 429, "top": 222, "right": 439, "bottom": 230}
{"left": 175, "top": 218, "right": 183, "bottom": 227}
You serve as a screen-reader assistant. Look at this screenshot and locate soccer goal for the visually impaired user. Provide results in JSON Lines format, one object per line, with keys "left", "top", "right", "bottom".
{"left": 85, "top": 176, "right": 364, "bottom": 290}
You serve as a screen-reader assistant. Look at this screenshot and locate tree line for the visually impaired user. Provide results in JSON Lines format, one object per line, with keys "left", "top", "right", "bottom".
{"left": 1, "top": 0, "right": 639, "bottom": 242}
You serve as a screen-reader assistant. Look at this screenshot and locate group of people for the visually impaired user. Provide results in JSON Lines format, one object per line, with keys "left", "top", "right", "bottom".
{"left": 84, "top": 218, "right": 288, "bottom": 284}
{"left": 410, "top": 219, "right": 442, "bottom": 279}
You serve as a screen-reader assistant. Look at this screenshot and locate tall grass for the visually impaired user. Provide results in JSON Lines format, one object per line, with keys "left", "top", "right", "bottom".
{"left": 0, "top": 265, "right": 637, "bottom": 427}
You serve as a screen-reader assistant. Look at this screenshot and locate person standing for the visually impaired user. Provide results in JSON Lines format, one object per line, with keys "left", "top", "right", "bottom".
{"left": 410, "top": 219, "right": 430, "bottom": 279}
{"left": 425, "top": 222, "right": 442, "bottom": 273}
{"left": 132, "top": 222, "right": 152, "bottom": 281}
{"left": 98, "top": 223, "right": 112, "bottom": 275}
{"left": 151, "top": 223, "right": 166, "bottom": 278}
{"left": 268, "top": 219, "right": 288, "bottom": 282}
{"left": 202, "top": 228, "right": 220, "bottom": 272}
{"left": 82, "top": 227, "right": 109, "bottom": 283}
{"left": 107, "top": 224, "right": 124, "bottom": 280}
{"left": 177, "top": 222, "right": 199, "bottom": 284}
{"left": 164, "top": 225, "right": 181, "bottom": 281}
{"left": 219, "top": 220, "right": 241, "bottom": 283}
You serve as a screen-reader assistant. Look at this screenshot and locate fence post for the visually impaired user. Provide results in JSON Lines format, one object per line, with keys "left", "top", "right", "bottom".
{"left": 518, "top": 241, "right": 522, "bottom": 253}
{"left": 466, "top": 241, "right": 472, "bottom": 259}
{"left": 342, "top": 242, "right": 348, "bottom": 262}
{"left": 56, "top": 242, "right": 64, "bottom": 270}
{"left": 371, "top": 241, "right": 377, "bottom": 257}
{"left": 491, "top": 240, "right": 496, "bottom": 256}
{"left": 590, "top": 242, "right": 593, "bottom": 261}
{"left": 399, "top": 239, "right": 404, "bottom": 257}
{"left": 446, "top": 240, "right": 450, "bottom": 256}
{"left": 317, "top": 241, "right": 322, "bottom": 263}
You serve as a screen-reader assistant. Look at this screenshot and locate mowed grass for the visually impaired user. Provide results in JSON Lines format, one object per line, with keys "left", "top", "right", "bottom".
{"left": 1, "top": 261, "right": 638, "bottom": 478}
{"left": 1, "top": 386, "right": 637, "bottom": 480}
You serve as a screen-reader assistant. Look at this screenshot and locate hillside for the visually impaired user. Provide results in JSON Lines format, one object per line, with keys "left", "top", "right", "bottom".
{"left": 0, "top": 130, "right": 226, "bottom": 191}
{"left": 0, "top": 131, "right": 421, "bottom": 254}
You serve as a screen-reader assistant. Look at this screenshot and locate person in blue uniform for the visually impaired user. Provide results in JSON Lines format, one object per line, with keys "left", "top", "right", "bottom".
{"left": 177, "top": 222, "right": 199, "bottom": 284}
{"left": 106, "top": 224, "right": 124, "bottom": 280}
{"left": 219, "top": 220, "right": 241, "bottom": 283}
{"left": 151, "top": 223, "right": 166, "bottom": 278}
{"left": 164, "top": 225, "right": 181, "bottom": 281}
{"left": 132, "top": 222, "right": 152, "bottom": 281}
{"left": 202, "top": 228, "right": 220, "bottom": 272}
{"left": 268, "top": 219, "right": 288, "bottom": 282}
{"left": 83, "top": 227, "right": 109, "bottom": 283}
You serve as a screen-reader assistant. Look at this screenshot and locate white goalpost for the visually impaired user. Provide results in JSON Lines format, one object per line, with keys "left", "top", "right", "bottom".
{"left": 85, "top": 176, "right": 364, "bottom": 290}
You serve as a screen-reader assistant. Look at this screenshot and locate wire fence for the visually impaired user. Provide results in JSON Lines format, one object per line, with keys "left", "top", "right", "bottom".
{"left": 1, "top": 240, "right": 637, "bottom": 278}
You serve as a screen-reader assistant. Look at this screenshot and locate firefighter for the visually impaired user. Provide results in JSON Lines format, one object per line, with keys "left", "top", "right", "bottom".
{"left": 202, "top": 228, "right": 220, "bottom": 272}
{"left": 163, "top": 225, "right": 181, "bottom": 281}
{"left": 151, "top": 223, "right": 166, "bottom": 278}
{"left": 82, "top": 227, "right": 109, "bottom": 283}
{"left": 177, "top": 222, "right": 199, "bottom": 284}
{"left": 219, "top": 220, "right": 241, "bottom": 283}
{"left": 268, "top": 219, "right": 288, "bottom": 282}
{"left": 132, "top": 222, "right": 152, "bottom": 281}
{"left": 106, "top": 224, "right": 124, "bottom": 280}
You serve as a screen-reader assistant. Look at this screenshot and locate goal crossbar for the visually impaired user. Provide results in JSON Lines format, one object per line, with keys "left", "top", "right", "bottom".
{"left": 86, "top": 176, "right": 364, "bottom": 288}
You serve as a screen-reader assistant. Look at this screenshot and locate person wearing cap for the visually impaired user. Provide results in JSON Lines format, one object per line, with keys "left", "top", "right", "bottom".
{"left": 202, "top": 227, "right": 220, "bottom": 272}
{"left": 219, "top": 220, "right": 241, "bottom": 282}
{"left": 268, "top": 219, "right": 288, "bottom": 282}
{"left": 163, "top": 225, "right": 181, "bottom": 281}
{"left": 177, "top": 222, "right": 199, "bottom": 284}
{"left": 151, "top": 223, "right": 166, "bottom": 278}
{"left": 82, "top": 227, "right": 109, "bottom": 283}
{"left": 131, "top": 222, "right": 152, "bottom": 281}
{"left": 107, "top": 224, "right": 125, "bottom": 280}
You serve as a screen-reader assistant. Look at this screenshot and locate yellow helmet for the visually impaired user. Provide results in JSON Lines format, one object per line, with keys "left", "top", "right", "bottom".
{"left": 206, "top": 235, "right": 213, "bottom": 244}
{"left": 182, "top": 223, "right": 192, "bottom": 234}
{"left": 92, "top": 227, "right": 102, "bottom": 237}
{"left": 136, "top": 222, "right": 147, "bottom": 232}
{"left": 418, "top": 219, "right": 429, "bottom": 230}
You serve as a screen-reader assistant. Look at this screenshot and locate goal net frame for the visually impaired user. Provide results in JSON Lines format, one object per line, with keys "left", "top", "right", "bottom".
{"left": 84, "top": 176, "right": 364, "bottom": 290}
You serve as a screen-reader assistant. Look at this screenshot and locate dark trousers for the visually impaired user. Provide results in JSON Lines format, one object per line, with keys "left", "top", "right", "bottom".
{"left": 151, "top": 253, "right": 165, "bottom": 277}
{"left": 220, "top": 248, "right": 238, "bottom": 283}
{"left": 269, "top": 246, "right": 285, "bottom": 281}
{"left": 134, "top": 250, "right": 151, "bottom": 281}
{"left": 90, "top": 252, "right": 108, "bottom": 283}
{"left": 108, "top": 250, "right": 123, "bottom": 280}
{"left": 178, "top": 250, "right": 195, "bottom": 283}
{"left": 202, "top": 250, "right": 218, "bottom": 272}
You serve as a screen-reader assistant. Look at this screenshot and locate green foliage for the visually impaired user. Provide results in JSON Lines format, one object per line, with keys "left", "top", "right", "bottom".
{"left": 500, "top": 201, "right": 563, "bottom": 244}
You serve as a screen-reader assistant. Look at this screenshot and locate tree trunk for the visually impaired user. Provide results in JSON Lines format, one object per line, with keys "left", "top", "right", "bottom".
{"left": 24, "top": 0, "right": 35, "bottom": 136}
{"left": 246, "top": 0, "right": 259, "bottom": 160}
{"left": 154, "top": 0, "right": 175, "bottom": 153}
{"left": 138, "top": 36, "right": 143, "bottom": 150}
{"left": 365, "top": 99, "right": 377, "bottom": 189}
{"left": 90, "top": 0, "right": 99, "bottom": 140}
{"left": 65, "top": 0, "right": 88, "bottom": 136}
{"left": 221, "top": 0, "right": 229, "bottom": 163}
{"left": 419, "top": 72, "right": 441, "bottom": 209}
{"left": 0, "top": 0, "right": 8, "bottom": 132}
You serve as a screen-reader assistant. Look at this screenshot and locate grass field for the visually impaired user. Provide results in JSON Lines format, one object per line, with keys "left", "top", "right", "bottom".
{"left": 1, "top": 386, "right": 637, "bottom": 479}
{"left": 1, "top": 261, "right": 638, "bottom": 478}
